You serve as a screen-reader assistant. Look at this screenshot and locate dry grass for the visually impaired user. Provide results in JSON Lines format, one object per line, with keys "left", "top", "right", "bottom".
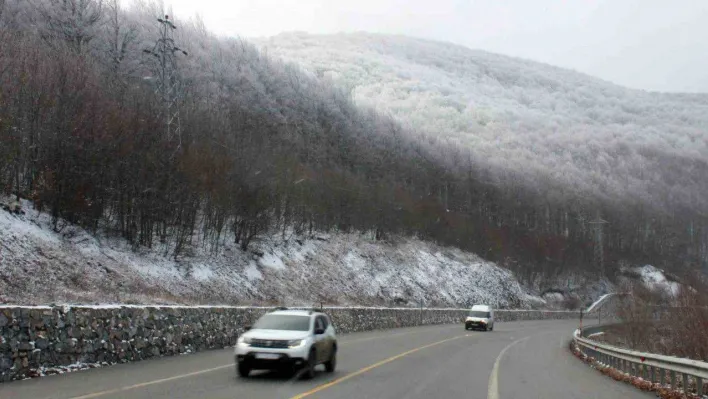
{"left": 569, "top": 340, "right": 705, "bottom": 399}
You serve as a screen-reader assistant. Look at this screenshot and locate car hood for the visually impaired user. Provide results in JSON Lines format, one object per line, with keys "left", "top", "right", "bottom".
{"left": 241, "top": 329, "right": 310, "bottom": 340}
{"left": 466, "top": 317, "right": 489, "bottom": 322}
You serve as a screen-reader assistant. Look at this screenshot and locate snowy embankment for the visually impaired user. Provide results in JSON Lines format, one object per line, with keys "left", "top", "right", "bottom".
{"left": 619, "top": 264, "right": 681, "bottom": 296}
{"left": 0, "top": 200, "right": 537, "bottom": 307}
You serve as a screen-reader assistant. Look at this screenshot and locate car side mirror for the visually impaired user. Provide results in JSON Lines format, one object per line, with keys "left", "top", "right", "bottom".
{"left": 243, "top": 325, "right": 252, "bottom": 331}
{"left": 314, "top": 328, "right": 325, "bottom": 335}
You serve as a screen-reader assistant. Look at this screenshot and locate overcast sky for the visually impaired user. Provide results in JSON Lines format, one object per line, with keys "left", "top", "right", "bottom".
{"left": 153, "top": 0, "right": 708, "bottom": 93}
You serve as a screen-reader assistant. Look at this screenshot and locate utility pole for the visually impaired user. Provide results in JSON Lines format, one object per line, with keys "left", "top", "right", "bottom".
{"left": 143, "top": 14, "right": 187, "bottom": 146}
{"left": 589, "top": 211, "right": 609, "bottom": 277}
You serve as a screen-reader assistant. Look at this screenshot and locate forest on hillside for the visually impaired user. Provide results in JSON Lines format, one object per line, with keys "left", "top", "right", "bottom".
{"left": 0, "top": 0, "right": 706, "bottom": 289}
{"left": 260, "top": 32, "right": 708, "bottom": 221}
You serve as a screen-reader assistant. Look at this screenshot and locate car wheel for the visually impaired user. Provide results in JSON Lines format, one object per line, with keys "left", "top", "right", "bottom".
{"left": 302, "top": 349, "right": 317, "bottom": 379}
{"left": 325, "top": 347, "right": 337, "bottom": 372}
{"left": 237, "top": 362, "right": 251, "bottom": 378}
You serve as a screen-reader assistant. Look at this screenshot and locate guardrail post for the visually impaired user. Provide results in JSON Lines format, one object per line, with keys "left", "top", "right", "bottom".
{"left": 683, "top": 373, "right": 689, "bottom": 394}
{"left": 697, "top": 377, "right": 703, "bottom": 396}
{"left": 671, "top": 370, "right": 676, "bottom": 389}
{"left": 649, "top": 365, "right": 654, "bottom": 383}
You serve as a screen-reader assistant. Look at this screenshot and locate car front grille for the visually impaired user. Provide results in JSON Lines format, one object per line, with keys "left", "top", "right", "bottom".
{"left": 250, "top": 339, "right": 289, "bottom": 349}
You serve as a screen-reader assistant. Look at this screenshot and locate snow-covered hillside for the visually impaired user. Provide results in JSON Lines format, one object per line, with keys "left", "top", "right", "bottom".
{"left": 0, "top": 201, "right": 534, "bottom": 308}
{"left": 256, "top": 32, "right": 708, "bottom": 214}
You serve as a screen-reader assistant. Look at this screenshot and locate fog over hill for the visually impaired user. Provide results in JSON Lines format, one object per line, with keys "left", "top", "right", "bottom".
{"left": 258, "top": 32, "right": 708, "bottom": 216}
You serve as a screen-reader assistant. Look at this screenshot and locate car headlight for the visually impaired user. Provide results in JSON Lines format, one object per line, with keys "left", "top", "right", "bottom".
{"left": 237, "top": 336, "right": 252, "bottom": 345}
{"left": 288, "top": 339, "right": 305, "bottom": 348}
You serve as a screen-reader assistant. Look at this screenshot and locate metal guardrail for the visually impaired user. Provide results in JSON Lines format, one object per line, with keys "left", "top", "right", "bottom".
{"left": 573, "top": 327, "right": 708, "bottom": 396}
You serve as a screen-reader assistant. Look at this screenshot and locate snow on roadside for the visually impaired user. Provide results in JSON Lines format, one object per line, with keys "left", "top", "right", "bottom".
{"left": 0, "top": 199, "right": 537, "bottom": 307}
{"left": 24, "top": 362, "right": 110, "bottom": 379}
{"left": 633, "top": 265, "right": 680, "bottom": 296}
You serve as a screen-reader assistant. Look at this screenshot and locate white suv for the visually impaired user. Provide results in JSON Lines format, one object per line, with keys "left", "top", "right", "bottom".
{"left": 235, "top": 309, "right": 337, "bottom": 378}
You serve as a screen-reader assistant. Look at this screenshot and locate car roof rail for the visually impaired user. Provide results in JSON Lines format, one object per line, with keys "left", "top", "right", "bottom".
{"left": 273, "top": 306, "right": 288, "bottom": 311}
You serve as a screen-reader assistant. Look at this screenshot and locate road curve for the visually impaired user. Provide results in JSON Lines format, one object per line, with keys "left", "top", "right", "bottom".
{"left": 0, "top": 319, "right": 651, "bottom": 399}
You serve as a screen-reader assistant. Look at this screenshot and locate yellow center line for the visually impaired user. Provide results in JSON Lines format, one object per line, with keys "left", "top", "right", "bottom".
{"left": 339, "top": 324, "right": 457, "bottom": 346}
{"left": 290, "top": 334, "right": 469, "bottom": 399}
{"left": 65, "top": 325, "right": 458, "bottom": 399}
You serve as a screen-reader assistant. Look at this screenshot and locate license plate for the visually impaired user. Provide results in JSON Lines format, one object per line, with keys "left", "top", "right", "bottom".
{"left": 255, "top": 353, "right": 280, "bottom": 360}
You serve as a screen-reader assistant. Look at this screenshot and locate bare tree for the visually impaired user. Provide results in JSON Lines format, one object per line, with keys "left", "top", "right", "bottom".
{"left": 104, "top": 0, "right": 135, "bottom": 79}
{"left": 33, "top": 0, "right": 104, "bottom": 53}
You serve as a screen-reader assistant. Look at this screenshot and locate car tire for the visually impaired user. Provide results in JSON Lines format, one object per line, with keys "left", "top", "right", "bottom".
{"left": 237, "top": 362, "right": 250, "bottom": 378}
{"left": 302, "top": 349, "right": 317, "bottom": 379}
{"left": 325, "top": 347, "right": 337, "bottom": 372}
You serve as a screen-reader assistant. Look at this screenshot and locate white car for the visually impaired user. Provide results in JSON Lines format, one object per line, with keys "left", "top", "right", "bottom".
{"left": 235, "top": 309, "right": 337, "bottom": 378}
{"left": 465, "top": 304, "right": 495, "bottom": 331}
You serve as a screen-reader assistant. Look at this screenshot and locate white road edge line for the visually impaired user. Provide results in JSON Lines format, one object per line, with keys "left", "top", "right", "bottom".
{"left": 487, "top": 336, "right": 531, "bottom": 399}
{"left": 69, "top": 364, "right": 234, "bottom": 399}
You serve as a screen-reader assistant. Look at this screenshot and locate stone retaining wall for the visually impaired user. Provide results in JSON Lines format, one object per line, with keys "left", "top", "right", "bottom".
{"left": 0, "top": 306, "right": 580, "bottom": 382}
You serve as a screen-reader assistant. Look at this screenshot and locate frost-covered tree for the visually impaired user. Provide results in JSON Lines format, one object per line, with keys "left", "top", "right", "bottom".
{"left": 102, "top": 0, "right": 135, "bottom": 79}
{"left": 0, "top": 0, "right": 705, "bottom": 282}
{"left": 32, "top": 0, "right": 104, "bottom": 53}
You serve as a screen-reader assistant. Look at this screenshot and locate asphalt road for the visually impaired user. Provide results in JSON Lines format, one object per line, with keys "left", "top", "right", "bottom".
{"left": 0, "top": 319, "right": 652, "bottom": 399}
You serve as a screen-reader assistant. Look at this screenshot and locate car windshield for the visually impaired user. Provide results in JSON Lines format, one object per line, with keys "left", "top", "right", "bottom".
{"left": 252, "top": 314, "right": 311, "bottom": 331}
{"left": 469, "top": 311, "right": 490, "bottom": 318}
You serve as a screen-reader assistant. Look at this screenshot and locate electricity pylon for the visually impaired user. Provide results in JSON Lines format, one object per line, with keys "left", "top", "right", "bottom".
{"left": 143, "top": 14, "right": 188, "bottom": 145}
